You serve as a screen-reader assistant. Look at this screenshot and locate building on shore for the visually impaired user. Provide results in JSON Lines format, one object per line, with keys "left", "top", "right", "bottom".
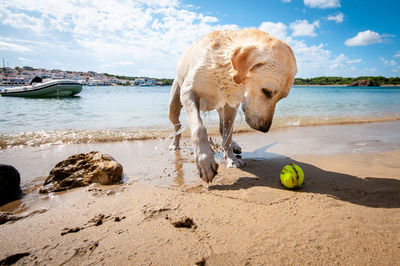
{"left": 134, "top": 77, "right": 156, "bottom": 86}
{"left": 0, "top": 66, "right": 164, "bottom": 86}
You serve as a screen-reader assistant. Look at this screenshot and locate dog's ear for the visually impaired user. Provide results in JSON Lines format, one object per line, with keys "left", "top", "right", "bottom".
{"left": 231, "top": 46, "right": 259, "bottom": 84}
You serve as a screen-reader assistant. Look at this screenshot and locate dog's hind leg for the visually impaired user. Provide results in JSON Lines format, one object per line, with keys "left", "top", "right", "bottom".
{"left": 168, "top": 79, "right": 183, "bottom": 150}
{"left": 218, "top": 104, "right": 245, "bottom": 168}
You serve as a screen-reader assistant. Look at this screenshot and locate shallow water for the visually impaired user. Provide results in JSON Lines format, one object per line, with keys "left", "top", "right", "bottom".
{"left": 1, "top": 85, "right": 399, "bottom": 148}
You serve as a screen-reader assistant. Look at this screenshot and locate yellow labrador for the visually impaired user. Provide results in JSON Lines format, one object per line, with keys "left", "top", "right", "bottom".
{"left": 168, "top": 29, "right": 297, "bottom": 182}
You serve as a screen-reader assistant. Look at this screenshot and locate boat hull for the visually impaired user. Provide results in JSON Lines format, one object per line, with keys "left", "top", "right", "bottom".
{"left": 0, "top": 81, "right": 83, "bottom": 98}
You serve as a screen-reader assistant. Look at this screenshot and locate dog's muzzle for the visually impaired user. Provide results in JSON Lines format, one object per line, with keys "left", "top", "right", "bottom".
{"left": 242, "top": 104, "right": 273, "bottom": 133}
{"left": 245, "top": 116, "right": 272, "bottom": 133}
{"left": 257, "top": 121, "right": 272, "bottom": 133}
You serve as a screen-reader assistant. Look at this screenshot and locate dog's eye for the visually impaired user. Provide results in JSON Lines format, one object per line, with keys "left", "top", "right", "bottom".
{"left": 262, "top": 88, "right": 272, "bottom": 99}
{"left": 253, "top": 63, "right": 265, "bottom": 69}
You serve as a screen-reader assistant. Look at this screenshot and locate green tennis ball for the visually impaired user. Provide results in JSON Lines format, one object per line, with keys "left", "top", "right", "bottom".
{"left": 280, "top": 164, "right": 304, "bottom": 189}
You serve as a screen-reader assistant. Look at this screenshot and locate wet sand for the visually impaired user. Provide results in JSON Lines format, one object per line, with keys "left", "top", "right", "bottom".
{"left": 1, "top": 121, "right": 400, "bottom": 265}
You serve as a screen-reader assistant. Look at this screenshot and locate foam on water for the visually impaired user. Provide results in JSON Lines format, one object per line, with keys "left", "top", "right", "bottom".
{"left": 1, "top": 115, "right": 400, "bottom": 149}
{"left": 1, "top": 85, "right": 400, "bottom": 149}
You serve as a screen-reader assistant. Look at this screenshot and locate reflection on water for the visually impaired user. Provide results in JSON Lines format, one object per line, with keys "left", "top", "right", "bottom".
{"left": 173, "top": 151, "right": 185, "bottom": 187}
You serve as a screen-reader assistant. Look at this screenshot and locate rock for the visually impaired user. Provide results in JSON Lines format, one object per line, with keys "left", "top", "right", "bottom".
{"left": 0, "top": 164, "right": 23, "bottom": 206}
{"left": 348, "top": 79, "right": 380, "bottom": 87}
{"left": 0, "top": 252, "right": 31, "bottom": 265}
{"left": 0, "top": 209, "right": 47, "bottom": 225}
{"left": 172, "top": 216, "right": 197, "bottom": 229}
{"left": 40, "top": 151, "right": 123, "bottom": 193}
{"left": 0, "top": 212, "right": 22, "bottom": 225}
{"left": 195, "top": 257, "right": 206, "bottom": 266}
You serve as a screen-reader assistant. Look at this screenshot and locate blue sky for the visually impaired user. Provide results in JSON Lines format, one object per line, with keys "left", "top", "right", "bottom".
{"left": 0, "top": 0, "right": 399, "bottom": 78}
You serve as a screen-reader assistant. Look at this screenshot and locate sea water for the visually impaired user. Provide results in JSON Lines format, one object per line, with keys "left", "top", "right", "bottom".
{"left": 1, "top": 85, "right": 400, "bottom": 148}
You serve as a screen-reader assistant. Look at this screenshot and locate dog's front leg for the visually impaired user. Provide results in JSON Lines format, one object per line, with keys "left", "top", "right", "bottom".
{"left": 218, "top": 104, "right": 245, "bottom": 168}
{"left": 181, "top": 90, "right": 218, "bottom": 182}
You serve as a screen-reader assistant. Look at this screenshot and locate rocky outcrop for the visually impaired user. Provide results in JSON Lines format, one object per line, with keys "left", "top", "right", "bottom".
{"left": 0, "top": 164, "right": 23, "bottom": 206}
{"left": 40, "top": 151, "right": 123, "bottom": 193}
{"left": 348, "top": 80, "right": 380, "bottom": 87}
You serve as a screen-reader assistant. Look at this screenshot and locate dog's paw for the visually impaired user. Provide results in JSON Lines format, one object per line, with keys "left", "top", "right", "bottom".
{"left": 232, "top": 141, "right": 242, "bottom": 154}
{"left": 226, "top": 156, "right": 245, "bottom": 168}
{"left": 196, "top": 152, "right": 218, "bottom": 183}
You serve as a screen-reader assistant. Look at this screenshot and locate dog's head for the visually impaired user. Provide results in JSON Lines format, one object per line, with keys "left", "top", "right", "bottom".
{"left": 231, "top": 36, "right": 297, "bottom": 132}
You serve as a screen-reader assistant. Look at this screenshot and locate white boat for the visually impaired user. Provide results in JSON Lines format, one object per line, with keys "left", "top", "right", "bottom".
{"left": 0, "top": 77, "right": 83, "bottom": 97}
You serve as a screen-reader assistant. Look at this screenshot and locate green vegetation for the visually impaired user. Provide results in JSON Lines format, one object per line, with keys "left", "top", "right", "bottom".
{"left": 114, "top": 75, "right": 173, "bottom": 86}
{"left": 155, "top": 78, "right": 174, "bottom": 86}
{"left": 294, "top": 76, "right": 400, "bottom": 86}
{"left": 115, "top": 75, "right": 136, "bottom": 80}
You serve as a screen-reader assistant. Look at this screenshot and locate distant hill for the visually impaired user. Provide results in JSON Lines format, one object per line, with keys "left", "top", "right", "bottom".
{"left": 144, "top": 76, "right": 400, "bottom": 87}
{"left": 294, "top": 76, "right": 400, "bottom": 86}
{"left": 138, "top": 76, "right": 400, "bottom": 87}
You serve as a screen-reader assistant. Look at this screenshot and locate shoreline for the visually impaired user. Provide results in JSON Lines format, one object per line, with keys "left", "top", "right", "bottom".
{"left": 2, "top": 116, "right": 400, "bottom": 150}
{"left": 1, "top": 120, "right": 400, "bottom": 191}
{"left": 1, "top": 120, "right": 400, "bottom": 264}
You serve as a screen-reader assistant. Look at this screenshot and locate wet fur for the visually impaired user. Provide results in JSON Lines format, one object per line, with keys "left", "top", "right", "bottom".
{"left": 168, "top": 29, "right": 297, "bottom": 182}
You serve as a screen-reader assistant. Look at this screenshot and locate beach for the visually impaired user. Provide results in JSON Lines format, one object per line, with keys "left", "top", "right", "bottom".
{"left": 1, "top": 120, "right": 400, "bottom": 265}
{"left": 1, "top": 0, "right": 400, "bottom": 263}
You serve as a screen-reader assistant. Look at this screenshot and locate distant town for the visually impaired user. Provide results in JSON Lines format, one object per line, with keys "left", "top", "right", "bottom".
{"left": 0, "top": 66, "right": 174, "bottom": 87}
{"left": 1, "top": 65, "right": 399, "bottom": 87}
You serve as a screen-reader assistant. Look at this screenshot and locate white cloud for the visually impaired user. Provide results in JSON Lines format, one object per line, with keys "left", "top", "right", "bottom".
{"left": 304, "top": 0, "right": 341, "bottom": 9}
{"left": 294, "top": 44, "right": 369, "bottom": 77}
{"left": 99, "top": 60, "right": 136, "bottom": 69}
{"left": 258, "top": 21, "right": 365, "bottom": 77}
{"left": 290, "top": 40, "right": 365, "bottom": 77}
{"left": 0, "top": 1, "right": 374, "bottom": 78}
{"left": 0, "top": 40, "right": 33, "bottom": 52}
{"left": 200, "top": 15, "right": 219, "bottom": 23}
{"left": 136, "top": 0, "right": 179, "bottom": 7}
{"left": 258, "top": 22, "right": 288, "bottom": 40}
{"left": 346, "top": 58, "right": 362, "bottom": 64}
{"left": 17, "top": 57, "right": 33, "bottom": 63}
{"left": 0, "top": 9, "right": 46, "bottom": 35}
{"left": 345, "top": 30, "right": 383, "bottom": 46}
{"left": 326, "top": 12, "right": 344, "bottom": 23}
{"left": 0, "top": 0, "right": 240, "bottom": 77}
{"left": 364, "top": 67, "right": 377, "bottom": 74}
{"left": 282, "top": 0, "right": 291, "bottom": 2}
{"left": 329, "top": 54, "right": 362, "bottom": 69}
{"left": 290, "top": 20, "right": 320, "bottom": 37}
{"left": 379, "top": 57, "right": 397, "bottom": 67}
{"left": 394, "top": 51, "right": 400, "bottom": 58}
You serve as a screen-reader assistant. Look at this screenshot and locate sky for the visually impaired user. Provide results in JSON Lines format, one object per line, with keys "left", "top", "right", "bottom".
{"left": 0, "top": 0, "right": 399, "bottom": 78}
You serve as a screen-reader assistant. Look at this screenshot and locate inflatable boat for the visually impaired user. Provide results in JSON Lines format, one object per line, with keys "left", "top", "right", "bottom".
{"left": 0, "top": 77, "right": 83, "bottom": 97}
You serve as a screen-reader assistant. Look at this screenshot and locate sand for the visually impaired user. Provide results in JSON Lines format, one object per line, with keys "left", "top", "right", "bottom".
{"left": 1, "top": 121, "right": 400, "bottom": 265}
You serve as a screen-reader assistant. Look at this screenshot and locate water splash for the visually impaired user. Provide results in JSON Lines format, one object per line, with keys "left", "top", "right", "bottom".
{"left": 1, "top": 115, "right": 400, "bottom": 150}
{"left": 154, "top": 126, "right": 187, "bottom": 150}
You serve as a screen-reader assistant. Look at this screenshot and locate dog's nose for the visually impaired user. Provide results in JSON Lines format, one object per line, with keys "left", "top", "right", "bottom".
{"left": 258, "top": 121, "right": 272, "bottom": 133}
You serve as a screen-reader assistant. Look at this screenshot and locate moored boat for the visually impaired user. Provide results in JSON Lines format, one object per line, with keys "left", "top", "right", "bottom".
{"left": 0, "top": 77, "right": 83, "bottom": 97}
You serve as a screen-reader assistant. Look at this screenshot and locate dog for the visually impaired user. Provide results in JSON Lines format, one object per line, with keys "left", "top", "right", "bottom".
{"left": 168, "top": 29, "right": 297, "bottom": 183}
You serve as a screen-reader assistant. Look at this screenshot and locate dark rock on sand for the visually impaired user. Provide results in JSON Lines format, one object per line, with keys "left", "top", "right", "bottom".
{"left": 0, "top": 252, "right": 31, "bottom": 265}
{"left": 61, "top": 227, "right": 81, "bottom": 236}
{"left": 0, "top": 209, "right": 47, "bottom": 225}
{"left": 0, "top": 212, "right": 22, "bottom": 225}
{"left": 348, "top": 79, "right": 380, "bottom": 87}
{"left": 0, "top": 164, "right": 23, "bottom": 206}
{"left": 172, "top": 216, "right": 197, "bottom": 229}
{"left": 40, "top": 151, "right": 123, "bottom": 193}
